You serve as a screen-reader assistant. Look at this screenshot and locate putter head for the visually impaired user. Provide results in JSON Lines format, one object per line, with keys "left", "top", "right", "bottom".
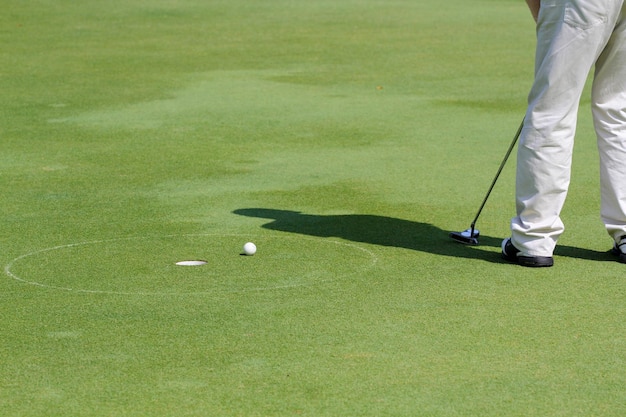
{"left": 449, "top": 228, "right": 480, "bottom": 245}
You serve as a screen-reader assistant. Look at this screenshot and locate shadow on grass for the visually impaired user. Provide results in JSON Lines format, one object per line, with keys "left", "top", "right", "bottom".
{"left": 233, "top": 208, "right": 614, "bottom": 264}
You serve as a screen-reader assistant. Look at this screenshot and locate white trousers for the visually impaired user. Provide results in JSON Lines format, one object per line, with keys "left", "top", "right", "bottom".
{"left": 511, "top": 0, "right": 626, "bottom": 256}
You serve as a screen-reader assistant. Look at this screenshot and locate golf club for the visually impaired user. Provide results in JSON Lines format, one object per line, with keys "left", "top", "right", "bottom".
{"left": 449, "top": 118, "right": 525, "bottom": 245}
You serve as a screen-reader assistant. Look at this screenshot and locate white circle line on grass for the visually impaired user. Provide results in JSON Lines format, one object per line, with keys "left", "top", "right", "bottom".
{"left": 4, "top": 233, "right": 378, "bottom": 296}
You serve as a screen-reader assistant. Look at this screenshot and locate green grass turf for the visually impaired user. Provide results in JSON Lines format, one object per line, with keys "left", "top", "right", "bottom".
{"left": 2, "top": 0, "right": 626, "bottom": 415}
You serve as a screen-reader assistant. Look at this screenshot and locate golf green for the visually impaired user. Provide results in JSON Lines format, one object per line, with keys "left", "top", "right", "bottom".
{"left": 2, "top": 1, "right": 625, "bottom": 416}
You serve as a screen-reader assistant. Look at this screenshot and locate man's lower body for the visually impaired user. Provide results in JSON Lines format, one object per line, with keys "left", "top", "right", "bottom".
{"left": 505, "top": 0, "right": 626, "bottom": 266}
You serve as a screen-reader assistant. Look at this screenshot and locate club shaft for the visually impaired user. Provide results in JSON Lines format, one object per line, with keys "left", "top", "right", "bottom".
{"left": 470, "top": 118, "right": 525, "bottom": 233}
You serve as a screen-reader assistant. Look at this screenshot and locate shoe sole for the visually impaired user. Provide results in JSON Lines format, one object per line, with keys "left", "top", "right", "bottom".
{"left": 517, "top": 256, "right": 554, "bottom": 267}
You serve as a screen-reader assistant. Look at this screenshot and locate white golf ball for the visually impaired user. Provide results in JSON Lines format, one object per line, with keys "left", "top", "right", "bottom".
{"left": 243, "top": 242, "right": 257, "bottom": 256}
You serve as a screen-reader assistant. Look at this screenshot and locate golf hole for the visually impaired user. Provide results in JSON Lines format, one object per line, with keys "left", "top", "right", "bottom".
{"left": 175, "top": 260, "right": 207, "bottom": 266}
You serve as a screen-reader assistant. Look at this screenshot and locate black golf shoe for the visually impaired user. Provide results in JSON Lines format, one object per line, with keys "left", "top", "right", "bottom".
{"left": 501, "top": 238, "right": 554, "bottom": 267}
{"left": 611, "top": 236, "right": 626, "bottom": 264}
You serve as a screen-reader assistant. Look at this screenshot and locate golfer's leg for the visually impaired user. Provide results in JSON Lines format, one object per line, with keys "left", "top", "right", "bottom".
{"left": 592, "top": 3, "right": 626, "bottom": 242}
{"left": 511, "top": 0, "right": 607, "bottom": 257}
